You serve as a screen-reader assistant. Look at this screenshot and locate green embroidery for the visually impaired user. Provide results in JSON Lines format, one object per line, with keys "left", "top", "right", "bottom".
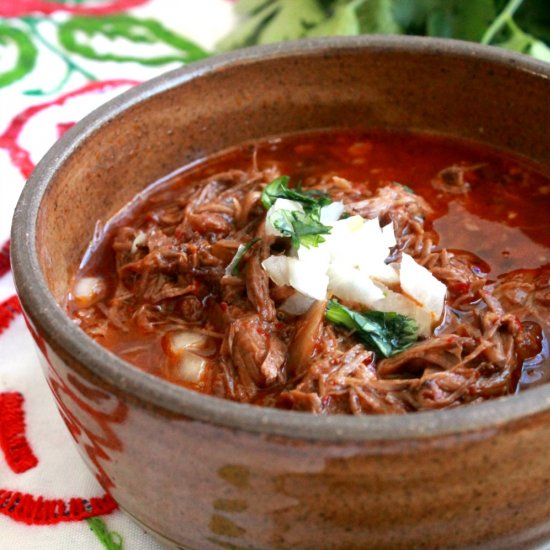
{"left": 58, "top": 14, "right": 208, "bottom": 65}
{"left": 20, "top": 17, "right": 97, "bottom": 95}
{"left": 0, "top": 25, "right": 38, "bottom": 88}
{"left": 87, "top": 517, "right": 123, "bottom": 550}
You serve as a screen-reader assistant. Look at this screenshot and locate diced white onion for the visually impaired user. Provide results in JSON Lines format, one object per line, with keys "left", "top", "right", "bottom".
{"left": 372, "top": 288, "right": 433, "bottom": 337}
{"left": 166, "top": 331, "right": 207, "bottom": 356}
{"left": 288, "top": 258, "right": 328, "bottom": 300}
{"left": 280, "top": 292, "right": 316, "bottom": 316}
{"left": 399, "top": 253, "right": 446, "bottom": 320}
{"left": 73, "top": 276, "right": 105, "bottom": 307}
{"left": 174, "top": 351, "right": 206, "bottom": 383}
{"left": 319, "top": 201, "right": 344, "bottom": 224}
{"left": 262, "top": 255, "right": 290, "bottom": 287}
{"left": 363, "top": 262, "right": 399, "bottom": 285}
{"left": 296, "top": 243, "right": 331, "bottom": 271}
{"left": 328, "top": 264, "right": 384, "bottom": 306}
{"left": 131, "top": 230, "right": 147, "bottom": 254}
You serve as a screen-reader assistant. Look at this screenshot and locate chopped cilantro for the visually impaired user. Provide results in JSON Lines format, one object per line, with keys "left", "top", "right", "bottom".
{"left": 262, "top": 175, "right": 333, "bottom": 248}
{"left": 325, "top": 299, "right": 418, "bottom": 358}
{"left": 261, "top": 175, "right": 330, "bottom": 210}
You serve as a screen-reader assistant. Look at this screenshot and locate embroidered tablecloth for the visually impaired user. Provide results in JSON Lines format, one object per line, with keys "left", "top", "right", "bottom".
{"left": 0, "top": 2, "right": 234, "bottom": 547}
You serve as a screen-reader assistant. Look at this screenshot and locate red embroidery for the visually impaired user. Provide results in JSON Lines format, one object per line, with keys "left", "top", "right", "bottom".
{"left": 0, "top": 296, "right": 22, "bottom": 336}
{"left": 0, "top": 79, "right": 139, "bottom": 179}
{"left": 0, "top": 490, "right": 117, "bottom": 525}
{"left": 0, "top": 392, "right": 38, "bottom": 474}
{"left": 0, "top": 240, "right": 9, "bottom": 277}
{"left": 0, "top": 0, "right": 148, "bottom": 17}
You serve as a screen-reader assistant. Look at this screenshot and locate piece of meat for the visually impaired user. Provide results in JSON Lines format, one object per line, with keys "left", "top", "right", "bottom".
{"left": 377, "top": 335, "right": 474, "bottom": 377}
{"left": 245, "top": 252, "right": 276, "bottom": 322}
{"left": 225, "top": 315, "right": 286, "bottom": 396}
{"left": 431, "top": 164, "right": 482, "bottom": 194}
{"left": 287, "top": 299, "right": 327, "bottom": 377}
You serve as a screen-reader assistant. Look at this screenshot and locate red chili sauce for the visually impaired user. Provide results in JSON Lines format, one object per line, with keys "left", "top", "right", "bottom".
{"left": 68, "top": 130, "right": 550, "bottom": 413}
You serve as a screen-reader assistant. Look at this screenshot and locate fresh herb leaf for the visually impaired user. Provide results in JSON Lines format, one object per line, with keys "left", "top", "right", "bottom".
{"left": 391, "top": 0, "right": 439, "bottom": 31}
{"left": 235, "top": 0, "right": 277, "bottom": 16}
{"left": 268, "top": 208, "right": 331, "bottom": 248}
{"left": 261, "top": 175, "right": 331, "bottom": 210}
{"left": 306, "top": 3, "right": 360, "bottom": 37}
{"left": 225, "top": 238, "right": 260, "bottom": 276}
{"left": 216, "top": 1, "right": 279, "bottom": 51}
{"left": 256, "top": 0, "right": 327, "bottom": 44}
{"left": 355, "top": 0, "right": 402, "bottom": 35}
{"left": 220, "top": 0, "right": 550, "bottom": 64}
{"left": 325, "top": 299, "right": 419, "bottom": 357}
{"left": 426, "top": 0, "right": 496, "bottom": 42}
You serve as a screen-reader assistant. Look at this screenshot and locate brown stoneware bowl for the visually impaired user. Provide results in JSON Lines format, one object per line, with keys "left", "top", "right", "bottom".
{"left": 11, "top": 37, "right": 550, "bottom": 549}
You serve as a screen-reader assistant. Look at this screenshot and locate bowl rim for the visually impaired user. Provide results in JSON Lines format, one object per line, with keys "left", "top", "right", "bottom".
{"left": 11, "top": 35, "right": 550, "bottom": 442}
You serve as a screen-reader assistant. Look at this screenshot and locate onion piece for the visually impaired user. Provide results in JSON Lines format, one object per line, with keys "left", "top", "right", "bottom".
{"left": 262, "top": 255, "right": 290, "bottom": 287}
{"left": 280, "top": 292, "right": 316, "bottom": 316}
{"left": 328, "top": 264, "right": 384, "bottom": 306}
{"left": 320, "top": 201, "right": 344, "bottom": 224}
{"left": 372, "top": 287, "right": 433, "bottom": 337}
{"left": 288, "top": 258, "right": 329, "bottom": 300}
{"left": 73, "top": 276, "right": 106, "bottom": 308}
{"left": 130, "top": 230, "right": 147, "bottom": 254}
{"left": 400, "top": 253, "right": 446, "bottom": 320}
{"left": 165, "top": 331, "right": 207, "bottom": 356}
{"left": 173, "top": 351, "right": 206, "bottom": 383}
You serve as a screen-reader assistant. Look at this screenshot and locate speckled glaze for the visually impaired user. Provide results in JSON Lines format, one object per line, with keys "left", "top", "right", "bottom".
{"left": 11, "top": 37, "right": 550, "bottom": 549}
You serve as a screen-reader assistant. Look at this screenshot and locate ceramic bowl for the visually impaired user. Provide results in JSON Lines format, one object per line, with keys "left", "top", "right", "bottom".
{"left": 11, "top": 37, "right": 550, "bottom": 549}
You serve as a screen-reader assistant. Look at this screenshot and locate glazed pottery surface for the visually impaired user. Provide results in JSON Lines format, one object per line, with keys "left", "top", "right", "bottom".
{"left": 11, "top": 37, "right": 550, "bottom": 549}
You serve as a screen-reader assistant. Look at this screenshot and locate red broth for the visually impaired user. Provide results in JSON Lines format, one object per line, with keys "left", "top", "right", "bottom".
{"left": 68, "top": 130, "right": 550, "bottom": 413}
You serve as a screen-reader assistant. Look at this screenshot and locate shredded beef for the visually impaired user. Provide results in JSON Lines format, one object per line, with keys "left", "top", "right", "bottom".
{"left": 73, "top": 164, "right": 548, "bottom": 415}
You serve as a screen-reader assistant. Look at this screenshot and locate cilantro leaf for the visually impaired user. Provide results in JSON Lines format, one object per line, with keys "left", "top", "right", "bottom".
{"left": 325, "top": 300, "right": 419, "bottom": 358}
{"left": 356, "top": 0, "right": 402, "bottom": 35}
{"left": 220, "top": 0, "right": 550, "bottom": 64}
{"left": 256, "top": 0, "right": 326, "bottom": 44}
{"left": 261, "top": 175, "right": 331, "bottom": 210}
{"left": 306, "top": 3, "right": 360, "bottom": 37}
{"left": 426, "top": 0, "right": 496, "bottom": 42}
{"left": 268, "top": 208, "right": 331, "bottom": 248}
{"left": 225, "top": 238, "right": 260, "bottom": 276}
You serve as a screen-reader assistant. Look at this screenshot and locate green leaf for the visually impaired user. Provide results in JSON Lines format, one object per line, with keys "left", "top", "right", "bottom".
{"left": 497, "top": 28, "right": 532, "bottom": 52}
{"left": 529, "top": 39, "right": 550, "bottom": 61}
{"left": 268, "top": 208, "right": 331, "bottom": 248}
{"left": 226, "top": 238, "right": 260, "bottom": 275}
{"left": 257, "top": 0, "right": 327, "bottom": 44}
{"left": 235, "top": 0, "right": 277, "bottom": 15}
{"left": 0, "top": 25, "right": 37, "bottom": 88}
{"left": 261, "top": 175, "right": 331, "bottom": 210}
{"left": 426, "top": 0, "right": 497, "bottom": 42}
{"left": 217, "top": 1, "right": 279, "bottom": 51}
{"left": 391, "top": 0, "right": 438, "bottom": 32}
{"left": 58, "top": 15, "right": 207, "bottom": 66}
{"left": 306, "top": 3, "right": 360, "bottom": 37}
{"left": 325, "top": 300, "right": 418, "bottom": 357}
{"left": 355, "top": 0, "right": 402, "bottom": 35}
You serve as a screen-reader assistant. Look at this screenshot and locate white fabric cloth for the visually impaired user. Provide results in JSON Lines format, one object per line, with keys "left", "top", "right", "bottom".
{"left": 0, "top": 1, "right": 235, "bottom": 547}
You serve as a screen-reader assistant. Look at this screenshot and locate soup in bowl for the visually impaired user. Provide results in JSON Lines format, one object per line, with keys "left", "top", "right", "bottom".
{"left": 11, "top": 37, "right": 550, "bottom": 549}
